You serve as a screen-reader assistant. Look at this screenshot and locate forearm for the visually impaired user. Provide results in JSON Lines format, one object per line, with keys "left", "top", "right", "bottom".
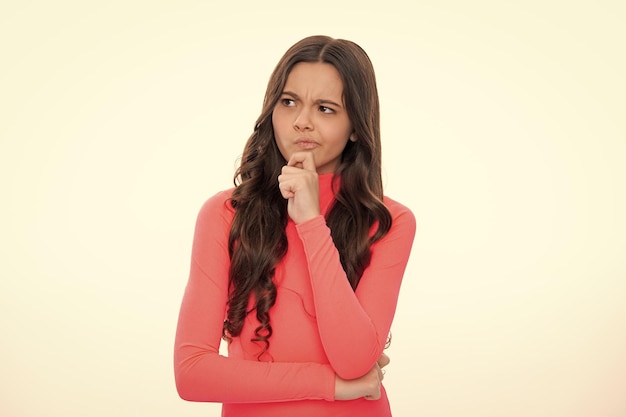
{"left": 297, "top": 218, "right": 384, "bottom": 377}
{"left": 174, "top": 265, "right": 336, "bottom": 403}
{"left": 296, "top": 209, "right": 415, "bottom": 379}
{"left": 174, "top": 344, "right": 335, "bottom": 403}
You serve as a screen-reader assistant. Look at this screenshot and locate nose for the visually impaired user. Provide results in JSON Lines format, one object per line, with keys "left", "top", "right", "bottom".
{"left": 293, "top": 107, "right": 313, "bottom": 131}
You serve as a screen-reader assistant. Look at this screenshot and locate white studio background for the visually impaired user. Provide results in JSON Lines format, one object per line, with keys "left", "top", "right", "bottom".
{"left": 1, "top": 1, "right": 624, "bottom": 416}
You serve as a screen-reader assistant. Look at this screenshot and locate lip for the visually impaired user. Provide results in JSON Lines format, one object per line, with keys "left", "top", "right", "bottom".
{"left": 295, "top": 138, "right": 319, "bottom": 150}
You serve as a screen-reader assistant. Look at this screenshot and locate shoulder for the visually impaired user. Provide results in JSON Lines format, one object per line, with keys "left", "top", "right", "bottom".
{"left": 195, "top": 188, "right": 236, "bottom": 229}
{"left": 382, "top": 195, "right": 417, "bottom": 237}
{"left": 189, "top": 189, "right": 236, "bottom": 266}
{"left": 383, "top": 196, "right": 415, "bottom": 222}
{"left": 199, "top": 188, "right": 235, "bottom": 213}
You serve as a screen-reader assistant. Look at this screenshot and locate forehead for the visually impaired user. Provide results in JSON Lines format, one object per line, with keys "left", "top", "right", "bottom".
{"left": 284, "top": 62, "right": 344, "bottom": 99}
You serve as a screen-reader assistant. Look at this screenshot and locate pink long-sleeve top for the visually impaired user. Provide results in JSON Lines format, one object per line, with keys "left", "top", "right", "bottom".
{"left": 174, "top": 173, "right": 416, "bottom": 417}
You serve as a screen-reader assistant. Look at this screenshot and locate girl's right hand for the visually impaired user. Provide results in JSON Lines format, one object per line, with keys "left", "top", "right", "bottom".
{"left": 334, "top": 363, "right": 384, "bottom": 401}
{"left": 278, "top": 152, "right": 321, "bottom": 224}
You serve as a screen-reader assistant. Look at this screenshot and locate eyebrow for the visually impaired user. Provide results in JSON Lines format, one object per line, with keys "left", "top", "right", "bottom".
{"left": 281, "top": 91, "right": 343, "bottom": 109}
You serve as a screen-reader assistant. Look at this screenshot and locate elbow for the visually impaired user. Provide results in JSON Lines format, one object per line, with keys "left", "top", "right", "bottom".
{"left": 333, "top": 355, "right": 379, "bottom": 380}
{"left": 335, "top": 364, "right": 372, "bottom": 381}
{"left": 174, "top": 346, "right": 224, "bottom": 402}
{"left": 174, "top": 361, "right": 223, "bottom": 402}
{"left": 174, "top": 355, "right": 193, "bottom": 401}
{"left": 331, "top": 343, "right": 384, "bottom": 380}
{"left": 175, "top": 359, "right": 212, "bottom": 402}
{"left": 175, "top": 371, "right": 197, "bottom": 401}
{"left": 175, "top": 371, "right": 214, "bottom": 402}
{"left": 176, "top": 385, "right": 194, "bottom": 402}
{"left": 177, "top": 390, "right": 199, "bottom": 403}
{"left": 177, "top": 388, "right": 194, "bottom": 402}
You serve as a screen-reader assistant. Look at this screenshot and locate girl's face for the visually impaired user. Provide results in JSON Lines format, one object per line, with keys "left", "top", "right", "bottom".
{"left": 272, "top": 62, "right": 355, "bottom": 174}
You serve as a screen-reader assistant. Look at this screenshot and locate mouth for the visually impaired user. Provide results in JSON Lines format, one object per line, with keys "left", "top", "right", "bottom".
{"left": 295, "top": 138, "right": 319, "bottom": 150}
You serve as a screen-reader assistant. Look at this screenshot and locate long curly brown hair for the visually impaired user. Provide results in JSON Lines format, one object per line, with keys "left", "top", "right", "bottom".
{"left": 223, "top": 35, "right": 392, "bottom": 358}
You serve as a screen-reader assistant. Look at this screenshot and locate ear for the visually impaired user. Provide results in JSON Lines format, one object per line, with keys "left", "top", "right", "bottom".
{"left": 349, "top": 131, "right": 357, "bottom": 142}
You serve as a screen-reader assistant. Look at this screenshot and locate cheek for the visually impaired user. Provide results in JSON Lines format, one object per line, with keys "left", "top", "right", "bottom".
{"left": 272, "top": 109, "right": 292, "bottom": 138}
{"left": 331, "top": 121, "right": 353, "bottom": 144}
{"left": 271, "top": 111, "right": 289, "bottom": 159}
{"left": 271, "top": 110, "right": 279, "bottom": 133}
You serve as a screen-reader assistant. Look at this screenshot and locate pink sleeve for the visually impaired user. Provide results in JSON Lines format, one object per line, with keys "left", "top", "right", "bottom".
{"left": 174, "top": 192, "right": 335, "bottom": 403}
{"left": 296, "top": 199, "right": 416, "bottom": 379}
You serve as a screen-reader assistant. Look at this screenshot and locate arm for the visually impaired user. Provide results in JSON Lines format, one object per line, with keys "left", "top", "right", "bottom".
{"left": 173, "top": 192, "right": 336, "bottom": 403}
{"left": 296, "top": 202, "right": 416, "bottom": 379}
{"left": 277, "top": 152, "right": 416, "bottom": 380}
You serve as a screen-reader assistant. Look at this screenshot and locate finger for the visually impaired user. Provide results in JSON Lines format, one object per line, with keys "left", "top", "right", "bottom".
{"left": 365, "top": 385, "right": 381, "bottom": 401}
{"left": 279, "top": 186, "right": 295, "bottom": 199}
{"left": 277, "top": 177, "right": 295, "bottom": 199}
{"left": 376, "top": 364, "right": 384, "bottom": 381}
{"left": 280, "top": 165, "right": 304, "bottom": 176}
{"left": 365, "top": 390, "right": 381, "bottom": 401}
{"left": 377, "top": 353, "right": 390, "bottom": 369}
{"left": 287, "top": 151, "right": 316, "bottom": 172}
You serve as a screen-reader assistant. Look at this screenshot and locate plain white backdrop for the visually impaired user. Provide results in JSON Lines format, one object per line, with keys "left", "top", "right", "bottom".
{"left": 1, "top": 1, "right": 625, "bottom": 416}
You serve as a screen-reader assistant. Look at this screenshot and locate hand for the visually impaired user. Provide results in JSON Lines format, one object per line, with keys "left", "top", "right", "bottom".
{"left": 334, "top": 363, "right": 383, "bottom": 401}
{"left": 277, "top": 152, "right": 321, "bottom": 224}
{"left": 377, "top": 352, "right": 390, "bottom": 372}
{"left": 334, "top": 352, "right": 390, "bottom": 401}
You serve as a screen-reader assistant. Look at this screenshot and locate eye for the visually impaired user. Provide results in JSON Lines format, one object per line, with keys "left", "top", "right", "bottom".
{"left": 319, "top": 106, "right": 334, "bottom": 114}
{"left": 281, "top": 98, "right": 295, "bottom": 106}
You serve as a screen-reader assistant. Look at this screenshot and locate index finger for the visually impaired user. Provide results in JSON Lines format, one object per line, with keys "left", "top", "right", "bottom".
{"left": 287, "top": 151, "right": 317, "bottom": 172}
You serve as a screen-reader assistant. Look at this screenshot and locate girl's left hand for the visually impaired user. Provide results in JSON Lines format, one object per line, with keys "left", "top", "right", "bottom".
{"left": 278, "top": 152, "right": 321, "bottom": 224}
{"left": 377, "top": 352, "right": 390, "bottom": 371}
